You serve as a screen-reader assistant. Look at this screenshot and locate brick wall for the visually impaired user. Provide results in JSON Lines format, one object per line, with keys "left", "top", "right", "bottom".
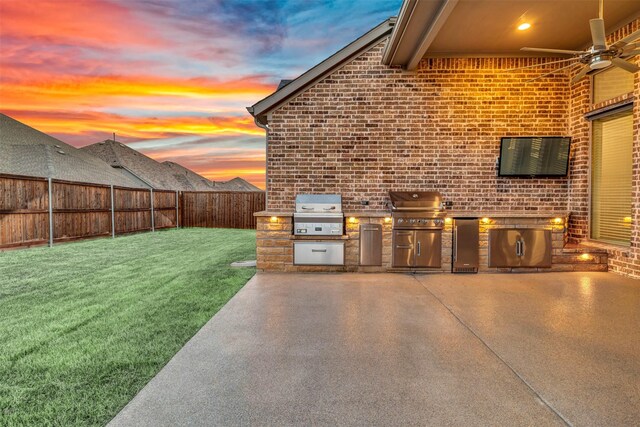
{"left": 567, "top": 18, "right": 640, "bottom": 277}
{"left": 267, "top": 42, "right": 570, "bottom": 213}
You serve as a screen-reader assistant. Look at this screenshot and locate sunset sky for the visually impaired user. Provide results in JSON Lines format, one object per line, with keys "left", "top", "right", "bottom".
{"left": 0, "top": 0, "right": 400, "bottom": 188}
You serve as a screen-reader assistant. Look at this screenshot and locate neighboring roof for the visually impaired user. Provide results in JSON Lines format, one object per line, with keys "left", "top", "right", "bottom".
{"left": 163, "top": 161, "right": 217, "bottom": 191}
{"left": 247, "top": 18, "right": 396, "bottom": 125}
{"left": 221, "top": 177, "right": 262, "bottom": 192}
{"left": 276, "top": 79, "right": 293, "bottom": 91}
{"left": 0, "top": 113, "right": 144, "bottom": 187}
{"left": 82, "top": 140, "right": 186, "bottom": 190}
{"left": 82, "top": 140, "right": 263, "bottom": 192}
{"left": 383, "top": 0, "right": 640, "bottom": 69}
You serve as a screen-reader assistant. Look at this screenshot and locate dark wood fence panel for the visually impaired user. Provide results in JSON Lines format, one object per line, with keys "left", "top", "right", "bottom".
{"left": 0, "top": 174, "right": 263, "bottom": 249}
{"left": 52, "top": 181, "right": 111, "bottom": 240}
{"left": 153, "top": 190, "right": 177, "bottom": 230}
{"left": 114, "top": 188, "right": 151, "bottom": 234}
{"left": 0, "top": 175, "right": 49, "bottom": 247}
{"left": 181, "top": 191, "right": 265, "bottom": 229}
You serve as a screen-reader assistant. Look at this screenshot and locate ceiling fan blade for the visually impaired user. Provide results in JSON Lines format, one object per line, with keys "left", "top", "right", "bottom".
{"left": 526, "top": 62, "right": 581, "bottom": 83}
{"left": 506, "top": 57, "right": 580, "bottom": 72}
{"left": 612, "top": 28, "right": 640, "bottom": 48}
{"left": 590, "top": 18, "right": 607, "bottom": 50}
{"left": 621, "top": 49, "right": 640, "bottom": 58}
{"left": 612, "top": 57, "right": 640, "bottom": 73}
{"left": 571, "top": 65, "right": 591, "bottom": 84}
{"left": 521, "top": 47, "right": 584, "bottom": 55}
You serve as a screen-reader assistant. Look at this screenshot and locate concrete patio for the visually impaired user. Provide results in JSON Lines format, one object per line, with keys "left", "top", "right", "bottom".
{"left": 109, "top": 272, "right": 640, "bottom": 426}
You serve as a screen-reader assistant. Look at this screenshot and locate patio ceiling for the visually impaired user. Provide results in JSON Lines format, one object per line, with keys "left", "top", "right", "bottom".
{"left": 383, "top": 0, "right": 640, "bottom": 69}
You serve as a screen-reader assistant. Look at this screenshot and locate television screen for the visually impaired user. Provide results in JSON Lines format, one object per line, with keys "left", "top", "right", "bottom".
{"left": 498, "top": 137, "right": 571, "bottom": 177}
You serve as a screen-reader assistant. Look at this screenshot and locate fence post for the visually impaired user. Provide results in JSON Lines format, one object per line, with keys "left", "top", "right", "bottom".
{"left": 48, "top": 177, "right": 53, "bottom": 247}
{"left": 110, "top": 185, "right": 115, "bottom": 238}
{"left": 150, "top": 188, "right": 155, "bottom": 232}
{"left": 175, "top": 190, "right": 179, "bottom": 229}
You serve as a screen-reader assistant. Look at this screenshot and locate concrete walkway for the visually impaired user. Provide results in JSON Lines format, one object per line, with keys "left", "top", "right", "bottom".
{"left": 109, "top": 272, "right": 640, "bottom": 426}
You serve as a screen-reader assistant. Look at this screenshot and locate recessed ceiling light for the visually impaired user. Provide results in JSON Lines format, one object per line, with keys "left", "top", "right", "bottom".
{"left": 518, "top": 22, "right": 531, "bottom": 31}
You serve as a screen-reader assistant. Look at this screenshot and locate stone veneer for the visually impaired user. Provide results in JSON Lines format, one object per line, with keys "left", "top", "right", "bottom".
{"left": 256, "top": 213, "right": 607, "bottom": 273}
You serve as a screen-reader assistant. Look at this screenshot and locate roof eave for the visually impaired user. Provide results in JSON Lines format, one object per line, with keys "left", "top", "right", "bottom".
{"left": 247, "top": 18, "right": 396, "bottom": 125}
{"left": 382, "top": 0, "right": 458, "bottom": 70}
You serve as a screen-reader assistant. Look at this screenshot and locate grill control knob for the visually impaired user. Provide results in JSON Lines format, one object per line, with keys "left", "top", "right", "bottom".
{"left": 434, "top": 219, "right": 444, "bottom": 227}
{"left": 397, "top": 218, "right": 404, "bottom": 224}
{"left": 409, "top": 218, "right": 416, "bottom": 224}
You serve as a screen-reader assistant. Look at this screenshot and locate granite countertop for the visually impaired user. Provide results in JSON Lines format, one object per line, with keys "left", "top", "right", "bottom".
{"left": 255, "top": 210, "right": 568, "bottom": 218}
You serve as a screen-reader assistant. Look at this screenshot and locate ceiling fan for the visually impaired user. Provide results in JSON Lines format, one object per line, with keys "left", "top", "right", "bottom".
{"left": 516, "top": 0, "right": 640, "bottom": 83}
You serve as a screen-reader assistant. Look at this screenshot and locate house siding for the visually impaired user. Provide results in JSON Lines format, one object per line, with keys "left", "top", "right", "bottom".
{"left": 267, "top": 42, "right": 570, "bottom": 213}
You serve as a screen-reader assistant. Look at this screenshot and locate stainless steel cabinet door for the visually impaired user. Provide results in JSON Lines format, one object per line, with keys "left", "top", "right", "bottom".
{"left": 519, "top": 229, "right": 552, "bottom": 267}
{"left": 488, "top": 228, "right": 552, "bottom": 268}
{"left": 392, "top": 230, "right": 414, "bottom": 267}
{"left": 415, "top": 230, "right": 441, "bottom": 268}
{"left": 488, "top": 229, "right": 522, "bottom": 267}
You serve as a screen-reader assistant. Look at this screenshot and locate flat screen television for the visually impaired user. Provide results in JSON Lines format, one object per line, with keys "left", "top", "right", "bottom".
{"left": 498, "top": 137, "right": 571, "bottom": 177}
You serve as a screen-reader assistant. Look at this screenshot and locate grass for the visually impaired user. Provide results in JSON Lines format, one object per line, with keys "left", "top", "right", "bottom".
{"left": 0, "top": 228, "right": 256, "bottom": 426}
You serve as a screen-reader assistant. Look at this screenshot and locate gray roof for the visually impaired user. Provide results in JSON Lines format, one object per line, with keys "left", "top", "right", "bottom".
{"left": 0, "top": 113, "right": 144, "bottom": 187}
{"left": 83, "top": 140, "right": 262, "bottom": 192}
{"left": 221, "top": 177, "right": 262, "bottom": 192}
{"left": 82, "top": 140, "right": 187, "bottom": 190}
{"left": 247, "top": 18, "right": 395, "bottom": 126}
{"left": 163, "top": 161, "right": 217, "bottom": 191}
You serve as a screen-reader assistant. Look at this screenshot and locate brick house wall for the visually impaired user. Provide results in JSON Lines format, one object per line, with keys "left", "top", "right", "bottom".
{"left": 263, "top": 18, "right": 640, "bottom": 277}
{"left": 567, "top": 19, "right": 640, "bottom": 277}
{"left": 267, "top": 43, "right": 570, "bottom": 213}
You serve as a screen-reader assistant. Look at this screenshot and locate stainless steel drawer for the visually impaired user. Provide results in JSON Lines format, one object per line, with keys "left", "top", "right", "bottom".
{"left": 294, "top": 242, "right": 344, "bottom": 265}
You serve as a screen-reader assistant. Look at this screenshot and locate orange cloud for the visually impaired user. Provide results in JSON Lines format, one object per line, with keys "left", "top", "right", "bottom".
{"left": 1, "top": 110, "right": 264, "bottom": 142}
{"left": 0, "top": 0, "right": 164, "bottom": 49}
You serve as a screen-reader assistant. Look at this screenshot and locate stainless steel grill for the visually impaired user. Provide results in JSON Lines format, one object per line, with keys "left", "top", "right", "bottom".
{"left": 388, "top": 191, "right": 446, "bottom": 229}
{"left": 293, "top": 194, "right": 343, "bottom": 236}
{"left": 388, "top": 191, "right": 446, "bottom": 268}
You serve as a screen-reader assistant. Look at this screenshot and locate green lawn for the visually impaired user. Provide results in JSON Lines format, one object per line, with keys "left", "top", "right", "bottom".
{"left": 0, "top": 228, "right": 256, "bottom": 426}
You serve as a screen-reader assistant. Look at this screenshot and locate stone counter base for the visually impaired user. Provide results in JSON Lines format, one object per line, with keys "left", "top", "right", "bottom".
{"left": 256, "top": 216, "right": 607, "bottom": 273}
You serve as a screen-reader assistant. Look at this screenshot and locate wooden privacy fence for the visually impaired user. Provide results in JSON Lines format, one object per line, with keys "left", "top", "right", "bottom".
{"left": 0, "top": 174, "right": 265, "bottom": 249}
{"left": 181, "top": 191, "right": 265, "bottom": 229}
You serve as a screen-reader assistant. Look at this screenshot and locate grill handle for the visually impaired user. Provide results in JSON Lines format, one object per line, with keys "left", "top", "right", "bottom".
{"left": 312, "top": 249, "right": 327, "bottom": 253}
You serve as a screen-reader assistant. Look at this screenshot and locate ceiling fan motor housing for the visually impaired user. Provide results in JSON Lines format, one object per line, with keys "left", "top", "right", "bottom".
{"left": 589, "top": 52, "right": 614, "bottom": 69}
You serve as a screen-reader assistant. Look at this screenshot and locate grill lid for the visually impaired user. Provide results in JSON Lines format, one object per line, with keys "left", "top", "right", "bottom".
{"left": 388, "top": 191, "right": 443, "bottom": 211}
{"left": 295, "top": 194, "right": 342, "bottom": 214}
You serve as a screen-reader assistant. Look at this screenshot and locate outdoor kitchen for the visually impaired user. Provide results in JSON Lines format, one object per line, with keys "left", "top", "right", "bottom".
{"left": 249, "top": 8, "right": 639, "bottom": 277}
{"left": 255, "top": 191, "right": 607, "bottom": 273}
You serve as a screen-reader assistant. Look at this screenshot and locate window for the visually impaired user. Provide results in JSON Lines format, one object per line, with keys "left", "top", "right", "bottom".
{"left": 592, "top": 67, "right": 634, "bottom": 104}
{"left": 591, "top": 111, "right": 633, "bottom": 245}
